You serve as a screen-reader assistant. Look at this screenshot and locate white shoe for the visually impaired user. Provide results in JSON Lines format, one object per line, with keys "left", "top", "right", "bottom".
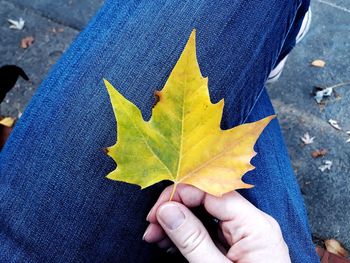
{"left": 266, "top": 8, "right": 312, "bottom": 83}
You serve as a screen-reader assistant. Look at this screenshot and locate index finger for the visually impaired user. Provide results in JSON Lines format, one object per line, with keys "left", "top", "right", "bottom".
{"left": 147, "top": 183, "right": 259, "bottom": 224}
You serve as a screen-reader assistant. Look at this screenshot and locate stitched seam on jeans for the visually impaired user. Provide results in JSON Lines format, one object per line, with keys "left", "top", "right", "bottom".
{"left": 243, "top": 0, "right": 302, "bottom": 123}
{"left": 242, "top": 85, "right": 267, "bottom": 124}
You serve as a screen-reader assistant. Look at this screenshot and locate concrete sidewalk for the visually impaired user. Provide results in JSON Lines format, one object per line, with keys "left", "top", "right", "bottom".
{"left": 268, "top": 0, "right": 350, "bottom": 250}
{"left": 1, "top": 0, "right": 349, "bottom": 251}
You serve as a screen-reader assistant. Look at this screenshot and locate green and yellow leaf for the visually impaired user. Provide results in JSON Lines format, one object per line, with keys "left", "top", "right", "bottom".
{"left": 104, "top": 30, "right": 275, "bottom": 198}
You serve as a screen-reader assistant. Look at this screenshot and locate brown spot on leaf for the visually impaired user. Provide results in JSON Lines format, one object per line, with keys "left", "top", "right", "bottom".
{"left": 153, "top": 90, "right": 161, "bottom": 108}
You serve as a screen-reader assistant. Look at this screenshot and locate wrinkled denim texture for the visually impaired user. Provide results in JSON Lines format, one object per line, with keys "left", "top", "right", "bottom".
{"left": 0, "top": 0, "right": 319, "bottom": 262}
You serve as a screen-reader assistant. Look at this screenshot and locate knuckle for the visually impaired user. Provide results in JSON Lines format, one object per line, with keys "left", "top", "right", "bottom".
{"left": 222, "top": 221, "right": 237, "bottom": 244}
{"left": 265, "top": 215, "right": 281, "bottom": 233}
{"left": 180, "top": 228, "right": 207, "bottom": 255}
{"left": 262, "top": 214, "right": 285, "bottom": 244}
{"left": 227, "top": 245, "right": 246, "bottom": 261}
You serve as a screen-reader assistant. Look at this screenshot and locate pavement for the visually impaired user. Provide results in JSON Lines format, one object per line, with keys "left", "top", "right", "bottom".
{"left": 1, "top": 0, "right": 349, "bottom": 252}
{"left": 268, "top": 0, "right": 350, "bottom": 250}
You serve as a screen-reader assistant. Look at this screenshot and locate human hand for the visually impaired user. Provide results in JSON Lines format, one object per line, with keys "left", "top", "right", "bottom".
{"left": 143, "top": 184, "right": 291, "bottom": 263}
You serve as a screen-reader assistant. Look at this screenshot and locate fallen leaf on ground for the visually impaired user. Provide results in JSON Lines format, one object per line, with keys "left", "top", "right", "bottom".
{"left": 311, "top": 149, "right": 327, "bottom": 158}
{"left": 51, "top": 28, "right": 64, "bottom": 33}
{"left": 325, "top": 239, "right": 349, "bottom": 258}
{"left": 0, "top": 117, "right": 15, "bottom": 150}
{"left": 0, "top": 117, "right": 15, "bottom": 127}
{"left": 313, "top": 82, "right": 350, "bottom": 104}
{"left": 8, "top": 18, "right": 25, "bottom": 30}
{"left": 328, "top": 119, "right": 342, "bottom": 130}
{"left": 311, "top": 59, "right": 326, "bottom": 68}
{"left": 346, "top": 131, "right": 350, "bottom": 143}
{"left": 20, "top": 36, "right": 34, "bottom": 49}
{"left": 301, "top": 132, "right": 315, "bottom": 145}
{"left": 104, "top": 30, "right": 275, "bottom": 198}
{"left": 314, "top": 87, "right": 333, "bottom": 104}
{"left": 318, "top": 160, "right": 332, "bottom": 172}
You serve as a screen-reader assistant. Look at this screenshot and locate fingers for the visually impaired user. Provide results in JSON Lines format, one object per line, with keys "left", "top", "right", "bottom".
{"left": 144, "top": 184, "right": 290, "bottom": 262}
{"left": 157, "top": 237, "right": 172, "bottom": 249}
{"left": 147, "top": 184, "right": 205, "bottom": 224}
{"left": 147, "top": 184, "right": 258, "bottom": 224}
{"left": 226, "top": 236, "right": 255, "bottom": 262}
{"left": 142, "top": 223, "right": 173, "bottom": 249}
{"left": 143, "top": 223, "right": 165, "bottom": 243}
{"left": 156, "top": 201, "right": 230, "bottom": 263}
{"left": 226, "top": 234, "right": 290, "bottom": 262}
{"left": 219, "top": 219, "right": 247, "bottom": 246}
{"left": 203, "top": 190, "right": 259, "bottom": 222}
{"left": 145, "top": 183, "right": 260, "bottom": 249}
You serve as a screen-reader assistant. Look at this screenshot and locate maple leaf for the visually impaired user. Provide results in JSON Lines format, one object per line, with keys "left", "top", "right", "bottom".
{"left": 325, "top": 239, "right": 348, "bottom": 258}
{"left": 318, "top": 160, "right": 332, "bottom": 172}
{"left": 0, "top": 117, "right": 15, "bottom": 127}
{"left": 104, "top": 30, "right": 275, "bottom": 198}
{"left": 0, "top": 117, "right": 15, "bottom": 150}
{"left": 20, "top": 36, "right": 35, "bottom": 49}
{"left": 8, "top": 18, "right": 25, "bottom": 30}
{"left": 311, "top": 59, "right": 326, "bottom": 68}
{"left": 311, "top": 148, "right": 327, "bottom": 158}
{"left": 300, "top": 132, "right": 315, "bottom": 145}
{"left": 328, "top": 119, "right": 341, "bottom": 130}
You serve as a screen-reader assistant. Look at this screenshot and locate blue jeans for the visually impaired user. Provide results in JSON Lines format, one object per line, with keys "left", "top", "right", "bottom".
{"left": 0, "top": 0, "right": 319, "bottom": 262}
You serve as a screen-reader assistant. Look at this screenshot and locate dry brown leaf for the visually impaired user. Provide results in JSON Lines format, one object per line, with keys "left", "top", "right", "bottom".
{"left": 311, "top": 149, "right": 327, "bottom": 158}
{"left": 20, "top": 36, "right": 35, "bottom": 49}
{"left": 0, "top": 117, "right": 15, "bottom": 127}
{"left": 311, "top": 59, "right": 326, "bottom": 68}
{"left": 325, "top": 239, "right": 348, "bottom": 258}
{"left": 0, "top": 117, "right": 15, "bottom": 150}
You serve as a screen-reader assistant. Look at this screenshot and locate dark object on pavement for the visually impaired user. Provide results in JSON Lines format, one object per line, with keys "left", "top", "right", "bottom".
{"left": 0, "top": 65, "right": 29, "bottom": 104}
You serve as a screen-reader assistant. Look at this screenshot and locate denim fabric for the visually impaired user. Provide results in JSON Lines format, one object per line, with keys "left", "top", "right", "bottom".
{"left": 275, "top": 0, "right": 310, "bottom": 65}
{"left": 0, "top": 0, "right": 319, "bottom": 262}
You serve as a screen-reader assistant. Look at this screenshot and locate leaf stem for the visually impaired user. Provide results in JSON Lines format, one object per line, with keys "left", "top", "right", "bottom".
{"left": 169, "top": 183, "right": 177, "bottom": 201}
{"left": 327, "top": 81, "right": 350, "bottom": 90}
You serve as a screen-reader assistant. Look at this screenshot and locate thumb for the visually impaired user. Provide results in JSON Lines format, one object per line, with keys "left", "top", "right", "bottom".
{"left": 156, "top": 202, "right": 230, "bottom": 263}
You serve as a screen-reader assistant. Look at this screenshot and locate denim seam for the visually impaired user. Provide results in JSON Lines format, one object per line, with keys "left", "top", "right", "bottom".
{"left": 243, "top": 0, "right": 302, "bottom": 124}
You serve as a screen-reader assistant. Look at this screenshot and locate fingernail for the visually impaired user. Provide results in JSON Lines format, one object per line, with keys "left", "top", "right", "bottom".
{"left": 142, "top": 225, "right": 151, "bottom": 241}
{"left": 158, "top": 204, "right": 185, "bottom": 230}
{"left": 146, "top": 209, "right": 152, "bottom": 222}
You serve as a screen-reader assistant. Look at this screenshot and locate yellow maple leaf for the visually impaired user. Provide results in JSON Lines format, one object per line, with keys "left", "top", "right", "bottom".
{"left": 104, "top": 29, "right": 275, "bottom": 199}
